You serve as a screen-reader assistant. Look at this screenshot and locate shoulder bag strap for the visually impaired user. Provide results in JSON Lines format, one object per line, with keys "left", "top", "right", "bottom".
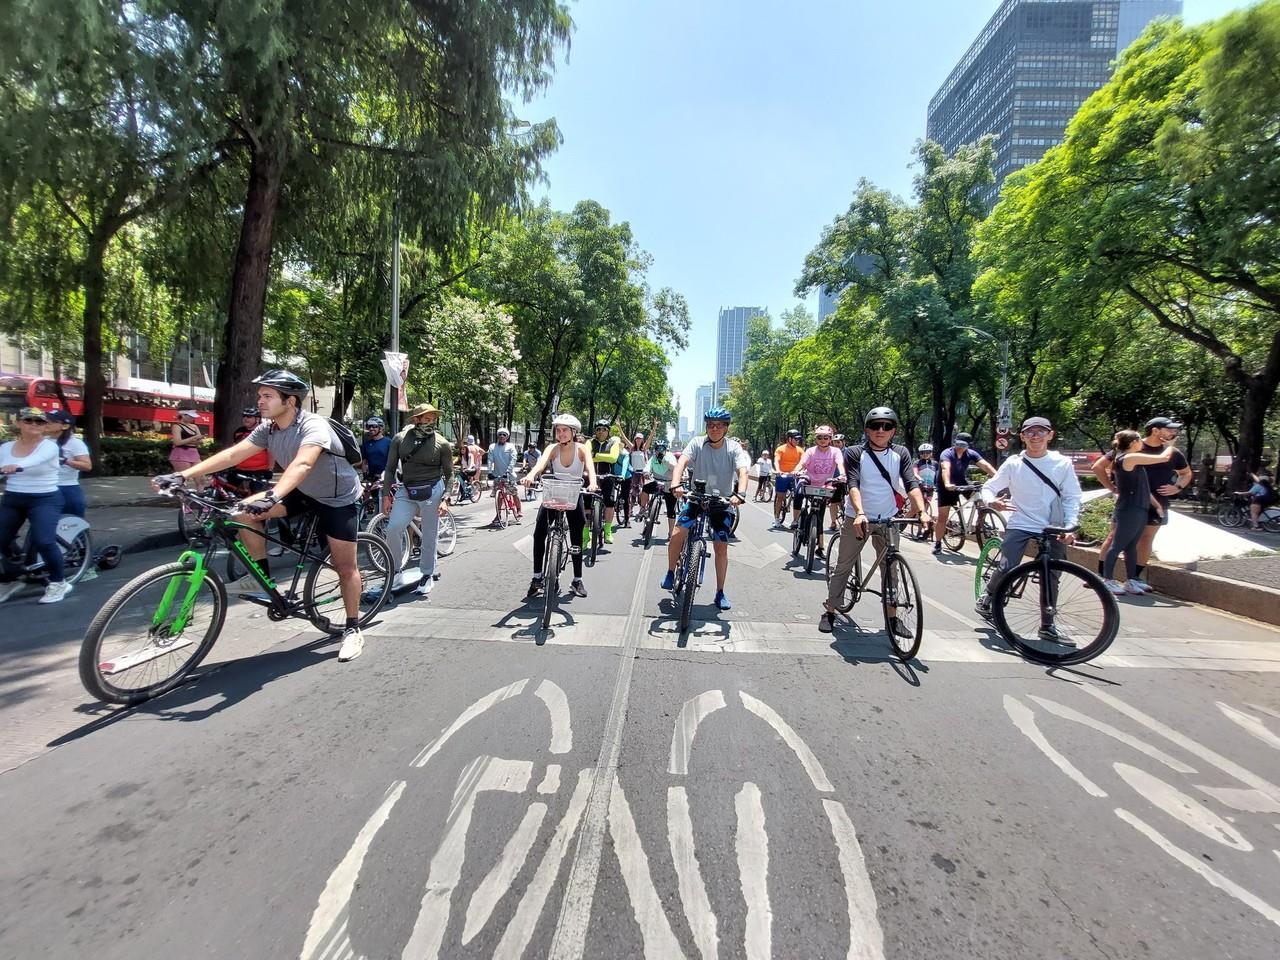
{"left": 1021, "top": 455, "right": 1062, "bottom": 496}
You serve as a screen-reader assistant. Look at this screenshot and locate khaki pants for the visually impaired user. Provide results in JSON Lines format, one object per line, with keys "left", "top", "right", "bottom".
{"left": 826, "top": 518, "right": 895, "bottom": 610}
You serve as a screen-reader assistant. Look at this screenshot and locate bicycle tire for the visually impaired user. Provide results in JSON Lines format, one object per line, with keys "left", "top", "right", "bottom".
{"left": 302, "top": 532, "right": 393, "bottom": 635}
{"left": 467, "top": 483, "right": 481, "bottom": 504}
{"left": 729, "top": 504, "right": 741, "bottom": 536}
{"left": 1216, "top": 502, "right": 1243, "bottom": 528}
{"left": 824, "top": 534, "right": 858, "bottom": 613}
{"left": 363, "top": 513, "right": 413, "bottom": 572}
{"left": 79, "top": 560, "right": 227, "bottom": 705}
{"left": 805, "top": 509, "right": 819, "bottom": 573}
{"left": 63, "top": 529, "right": 93, "bottom": 584}
{"left": 975, "top": 537, "right": 1004, "bottom": 601}
{"left": 991, "top": 558, "right": 1119, "bottom": 665}
{"left": 791, "top": 510, "right": 803, "bottom": 556}
{"left": 678, "top": 541, "right": 699, "bottom": 632}
{"left": 541, "top": 533, "right": 562, "bottom": 630}
{"left": 643, "top": 496, "right": 659, "bottom": 547}
{"left": 1261, "top": 511, "right": 1280, "bottom": 534}
{"left": 943, "top": 511, "right": 965, "bottom": 551}
{"left": 882, "top": 553, "right": 923, "bottom": 661}
{"left": 436, "top": 513, "right": 456, "bottom": 556}
{"left": 587, "top": 497, "right": 602, "bottom": 567}
{"left": 177, "top": 501, "right": 199, "bottom": 542}
{"left": 979, "top": 508, "right": 1007, "bottom": 542}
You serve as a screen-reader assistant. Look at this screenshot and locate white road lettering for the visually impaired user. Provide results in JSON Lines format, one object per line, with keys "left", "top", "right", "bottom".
{"left": 1196, "top": 786, "right": 1280, "bottom": 815}
{"left": 537, "top": 764, "right": 562, "bottom": 795}
{"left": 667, "top": 786, "right": 719, "bottom": 960}
{"left": 608, "top": 778, "right": 685, "bottom": 959}
{"left": 412, "top": 679, "right": 529, "bottom": 769}
{"left": 1003, "top": 696, "right": 1106, "bottom": 797}
{"left": 1113, "top": 763, "right": 1252, "bottom": 851}
{"left": 462, "top": 803, "right": 548, "bottom": 945}
{"left": 1216, "top": 701, "right": 1280, "bottom": 751}
{"left": 1027, "top": 696, "right": 1195, "bottom": 773}
{"left": 823, "top": 799, "right": 886, "bottom": 960}
{"left": 669, "top": 690, "right": 727, "bottom": 776}
{"left": 535, "top": 680, "right": 573, "bottom": 754}
{"left": 739, "top": 691, "right": 833, "bottom": 792}
{"left": 735, "top": 782, "right": 771, "bottom": 960}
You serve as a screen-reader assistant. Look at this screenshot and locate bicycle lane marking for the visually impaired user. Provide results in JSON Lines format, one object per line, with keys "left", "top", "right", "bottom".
{"left": 547, "top": 543, "right": 655, "bottom": 960}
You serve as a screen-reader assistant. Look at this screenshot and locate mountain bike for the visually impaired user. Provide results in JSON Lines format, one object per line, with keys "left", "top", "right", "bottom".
{"left": 448, "top": 471, "right": 481, "bottom": 506}
{"left": 754, "top": 474, "right": 774, "bottom": 502}
{"left": 535, "top": 479, "right": 583, "bottom": 631}
{"left": 670, "top": 482, "right": 733, "bottom": 633}
{"left": 985, "top": 525, "right": 1119, "bottom": 665}
{"left": 943, "top": 484, "right": 1007, "bottom": 550}
{"left": 79, "top": 484, "right": 392, "bottom": 705}
{"left": 792, "top": 483, "right": 836, "bottom": 574}
{"left": 824, "top": 517, "right": 924, "bottom": 661}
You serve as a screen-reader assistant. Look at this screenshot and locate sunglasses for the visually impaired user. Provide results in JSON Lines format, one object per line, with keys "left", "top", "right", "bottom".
{"left": 706, "top": 421, "right": 729, "bottom": 428}
{"left": 1021, "top": 428, "right": 1050, "bottom": 438}
{"left": 816, "top": 435, "right": 832, "bottom": 441}
{"left": 866, "top": 422, "right": 895, "bottom": 432}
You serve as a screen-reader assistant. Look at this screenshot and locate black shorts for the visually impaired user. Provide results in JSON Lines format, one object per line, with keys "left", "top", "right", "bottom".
{"left": 281, "top": 490, "right": 358, "bottom": 542}
{"left": 937, "top": 486, "right": 964, "bottom": 508}
{"left": 1147, "top": 503, "right": 1169, "bottom": 527}
{"left": 597, "top": 474, "right": 619, "bottom": 507}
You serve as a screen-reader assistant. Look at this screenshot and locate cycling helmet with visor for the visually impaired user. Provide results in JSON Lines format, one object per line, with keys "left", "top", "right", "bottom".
{"left": 704, "top": 405, "right": 732, "bottom": 424}
{"left": 864, "top": 406, "right": 898, "bottom": 428}
{"left": 251, "top": 369, "right": 309, "bottom": 401}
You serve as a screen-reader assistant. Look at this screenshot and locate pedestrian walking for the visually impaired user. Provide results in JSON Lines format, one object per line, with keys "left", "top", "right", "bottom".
{"left": 1102, "top": 430, "right": 1174, "bottom": 595}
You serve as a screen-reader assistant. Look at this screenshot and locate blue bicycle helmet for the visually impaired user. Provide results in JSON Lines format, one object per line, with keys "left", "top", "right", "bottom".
{"left": 704, "top": 405, "right": 731, "bottom": 423}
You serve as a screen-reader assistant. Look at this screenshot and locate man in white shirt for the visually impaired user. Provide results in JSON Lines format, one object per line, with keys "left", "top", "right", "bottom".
{"left": 975, "top": 416, "right": 1081, "bottom": 628}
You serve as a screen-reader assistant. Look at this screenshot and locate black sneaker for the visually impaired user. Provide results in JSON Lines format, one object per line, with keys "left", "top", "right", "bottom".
{"left": 931, "top": 541, "right": 942, "bottom": 555}
{"left": 888, "top": 617, "right": 914, "bottom": 640}
{"left": 1038, "top": 624, "right": 1077, "bottom": 647}
{"left": 571, "top": 579, "right": 588, "bottom": 598}
{"left": 525, "top": 578, "right": 543, "bottom": 599}
{"left": 818, "top": 611, "right": 835, "bottom": 633}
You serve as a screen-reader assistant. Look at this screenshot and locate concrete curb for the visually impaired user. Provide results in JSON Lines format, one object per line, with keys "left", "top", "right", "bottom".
{"left": 1065, "top": 544, "right": 1280, "bottom": 628}
{"left": 123, "top": 530, "right": 185, "bottom": 556}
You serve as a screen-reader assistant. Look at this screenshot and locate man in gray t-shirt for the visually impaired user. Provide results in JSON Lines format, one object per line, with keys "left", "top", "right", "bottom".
{"left": 247, "top": 410, "right": 360, "bottom": 507}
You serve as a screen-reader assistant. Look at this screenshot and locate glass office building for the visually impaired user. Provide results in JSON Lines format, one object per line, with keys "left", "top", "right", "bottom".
{"left": 926, "top": 0, "right": 1182, "bottom": 207}
{"left": 715, "top": 306, "right": 763, "bottom": 400}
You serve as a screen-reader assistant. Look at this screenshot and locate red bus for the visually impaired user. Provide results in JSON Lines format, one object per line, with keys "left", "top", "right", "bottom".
{"left": 1, "top": 375, "right": 215, "bottom": 432}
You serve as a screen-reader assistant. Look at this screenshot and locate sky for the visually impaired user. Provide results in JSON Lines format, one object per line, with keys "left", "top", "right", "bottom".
{"left": 525, "top": 0, "right": 1250, "bottom": 423}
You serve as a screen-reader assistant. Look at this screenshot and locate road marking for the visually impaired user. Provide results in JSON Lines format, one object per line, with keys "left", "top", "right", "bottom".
{"left": 535, "top": 679, "right": 573, "bottom": 754}
{"left": 608, "top": 779, "right": 685, "bottom": 959}
{"left": 462, "top": 802, "right": 548, "bottom": 944}
{"left": 823, "top": 799, "right": 886, "bottom": 960}
{"left": 667, "top": 786, "right": 719, "bottom": 960}
{"left": 735, "top": 782, "right": 771, "bottom": 960}
{"left": 299, "top": 780, "right": 406, "bottom": 960}
{"left": 669, "top": 690, "right": 727, "bottom": 775}
{"left": 538, "top": 764, "right": 562, "bottom": 794}
{"left": 1196, "top": 786, "right": 1280, "bottom": 815}
{"left": 1113, "top": 763, "right": 1251, "bottom": 851}
{"left": 1216, "top": 702, "right": 1280, "bottom": 751}
{"left": 403, "top": 757, "right": 533, "bottom": 959}
{"left": 1003, "top": 696, "right": 1106, "bottom": 797}
{"left": 413, "top": 679, "right": 529, "bottom": 768}
{"left": 1082, "top": 687, "right": 1280, "bottom": 803}
{"left": 548, "top": 545, "right": 656, "bottom": 960}
{"left": 1026, "top": 696, "right": 1196, "bottom": 774}
{"left": 739, "top": 691, "right": 833, "bottom": 792}
{"left": 922, "top": 594, "right": 985, "bottom": 630}
{"left": 1248, "top": 702, "right": 1280, "bottom": 721}
{"left": 493, "top": 770, "right": 593, "bottom": 960}
{"left": 1116, "top": 808, "right": 1280, "bottom": 928}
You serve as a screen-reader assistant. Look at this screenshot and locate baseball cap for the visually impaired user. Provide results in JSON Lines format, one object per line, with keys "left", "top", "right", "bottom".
{"left": 1145, "top": 416, "right": 1182, "bottom": 431}
{"left": 1020, "top": 416, "right": 1052, "bottom": 431}
{"left": 954, "top": 432, "right": 972, "bottom": 446}
{"left": 46, "top": 409, "right": 75, "bottom": 425}
{"left": 18, "top": 406, "right": 48, "bottom": 421}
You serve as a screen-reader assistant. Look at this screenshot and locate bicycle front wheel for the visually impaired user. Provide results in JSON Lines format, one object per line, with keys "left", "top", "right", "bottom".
{"left": 805, "top": 510, "right": 819, "bottom": 573}
{"left": 303, "top": 532, "right": 393, "bottom": 635}
{"left": 943, "top": 512, "right": 965, "bottom": 551}
{"left": 979, "top": 508, "right": 1007, "bottom": 542}
{"left": 991, "top": 558, "right": 1119, "bottom": 665}
{"left": 882, "top": 554, "right": 923, "bottom": 661}
{"left": 79, "top": 561, "right": 227, "bottom": 705}
{"left": 541, "top": 533, "right": 562, "bottom": 630}
{"left": 975, "top": 537, "right": 1004, "bottom": 601}
{"left": 1216, "top": 501, "right": 1243, "bottom": 527}
{"left": 643, "top": 497, "right": 659, "bottom": 547}
{"left": 587, "top": 498, "right": 602, "bottom": 566}
{"left": 678, "top": 542, "right": 700, "bottom": 632}
{"left": 436, "top": 513, "right": 457, "bottom": 556}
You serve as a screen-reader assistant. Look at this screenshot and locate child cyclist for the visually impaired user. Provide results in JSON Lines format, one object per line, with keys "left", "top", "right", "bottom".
{"left": 522, "top": 414, "right": 599, "bottom": 601}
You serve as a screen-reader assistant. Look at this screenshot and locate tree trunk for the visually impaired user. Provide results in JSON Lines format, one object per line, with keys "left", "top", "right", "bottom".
{"left": 214, "top": 139, "right": 286, "bottom": 445}
{"left": 80, "top": 232, "right": 112, "bottom": 473}
{"left": 930, "top": 373, "right": 947, "bottom": 449}
{"left": 1233, "top": 378, "right": 1275, "bottom": 488}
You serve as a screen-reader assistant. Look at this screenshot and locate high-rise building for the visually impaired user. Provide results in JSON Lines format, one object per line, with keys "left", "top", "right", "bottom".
{"left": 694, "top": 383, "right": 715, "bottom": 424}
{"left": 927, "top": 0, "right": 1182, "bottom": 206}
{"left": 716, "top": 306, "right": 763, "bottom": 400}
{"left": 817, "top": 286, "right": 840, "bottom": 324}
{"left": 678, "top": 415, "right": 690, "bottom": 442}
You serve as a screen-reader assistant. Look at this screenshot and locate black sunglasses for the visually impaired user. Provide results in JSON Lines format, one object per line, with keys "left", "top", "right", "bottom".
{"left": 20, "top": 417, "right": 46, "bottom": 424}
{"left": 866, "top": 421, "right": 895, "bottom": 432}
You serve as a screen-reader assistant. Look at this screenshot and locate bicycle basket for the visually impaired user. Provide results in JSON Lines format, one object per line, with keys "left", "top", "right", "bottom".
{"left": 541, "top": 478, "right": 582, "bottom": 511}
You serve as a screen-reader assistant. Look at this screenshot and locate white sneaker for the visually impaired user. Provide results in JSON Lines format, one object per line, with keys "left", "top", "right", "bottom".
{"left": 1131, "top": 578, "right": 1153, "bottom": 593}
{"left": 39, "top": 580, "right": 73, "bottom": 604}
{"left": 1124, "top": 579, "right": 1147, "bottom": 595}
{"left": 413, "top": 578, "right": 432, "bottom": 597}
{"left": 337, "top": 626, "right": 364, "bottom": 661}
{"left": 391, "top": 572, "right": 407, "bottom": 591}
{"left": 1103, "top": 579, "right": 1127, "bottom": 596}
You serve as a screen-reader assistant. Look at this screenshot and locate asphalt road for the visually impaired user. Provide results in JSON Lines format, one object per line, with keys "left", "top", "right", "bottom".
{"left": 1, "top": 492, "right": 1278, "bottom": 959}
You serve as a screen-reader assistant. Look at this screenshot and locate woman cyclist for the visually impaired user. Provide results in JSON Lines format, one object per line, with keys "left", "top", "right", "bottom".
{"left": 795, "top": 424, "right": 846, "bottom": 558}
{"left": 0, "top": 408, "right": 72, "bottom": 603}
{"left": 522, "top": 414, "right": 599, "bottom": 601}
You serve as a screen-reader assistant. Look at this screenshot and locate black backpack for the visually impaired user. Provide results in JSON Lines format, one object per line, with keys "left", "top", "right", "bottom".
{"left": 326, "top": 418, "right": 363, "bottom": 466}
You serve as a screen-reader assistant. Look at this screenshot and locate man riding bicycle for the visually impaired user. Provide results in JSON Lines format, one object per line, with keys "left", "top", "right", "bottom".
{"left": 152, "top": 369, "right": 368, "bottom": 662}
{"left": 588, "top": 420, "right": 625, "bottom": 545}
{"left": 934, "top": 432, "right": 997, "bottom": 555}
{"left": 662, "top": 406, "right": 749, "bottom": 611}
{"left": 486, "top": 428, "right": 523, "bottom": 526}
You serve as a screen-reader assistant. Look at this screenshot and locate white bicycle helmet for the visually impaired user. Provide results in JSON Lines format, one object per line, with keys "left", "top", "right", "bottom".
{"left": 551, "top": 413, "right": 581, "bottom": 432}
{"left": 918, "top": 442, "right": 933, "bottom": 453}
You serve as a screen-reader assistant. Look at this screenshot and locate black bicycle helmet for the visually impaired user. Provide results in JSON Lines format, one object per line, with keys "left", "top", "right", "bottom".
{"left": 864, "top": 406, "right": 898, "bottom": 426}
{"left": 251, "top": 369, "right": 309, "bottom": 400}
{"left": 241, "top": 407, "right": 260, "bottom": 417}
{"left": 786, "top": 428, "right": 802, "bottom": 439}
{"left": 594, "top": 419, "right": 611, "bottom": 431}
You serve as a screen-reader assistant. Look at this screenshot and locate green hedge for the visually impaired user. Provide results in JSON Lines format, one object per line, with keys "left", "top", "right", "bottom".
{"left": 1078, "top": 496, "right": 1113, "bottom": 543}
{"left": 99, "top": 436, "right": 219, "bottom": 476}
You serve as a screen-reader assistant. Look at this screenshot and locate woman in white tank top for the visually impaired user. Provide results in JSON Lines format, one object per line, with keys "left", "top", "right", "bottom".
{"left": 522, "top": 415, "right": 598, "bottom": 599}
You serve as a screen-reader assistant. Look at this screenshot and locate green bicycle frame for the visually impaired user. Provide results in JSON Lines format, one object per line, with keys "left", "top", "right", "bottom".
{"left": 150, "top": 549, "right": 210, "bottom": 638}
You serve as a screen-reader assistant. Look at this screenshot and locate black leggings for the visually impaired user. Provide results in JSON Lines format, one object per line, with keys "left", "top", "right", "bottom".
{"left": 533, "top": 503, "right": 584, "bottom": 578}
{"left": 1104, "top": 506, "right": 1147, "bottom": 581}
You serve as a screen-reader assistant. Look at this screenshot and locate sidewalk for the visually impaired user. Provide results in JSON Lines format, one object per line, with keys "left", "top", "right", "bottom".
{"left": 82, "top": 476, "right": 183, "bottom": 556}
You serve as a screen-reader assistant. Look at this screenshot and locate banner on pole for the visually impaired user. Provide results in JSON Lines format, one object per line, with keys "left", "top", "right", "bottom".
{"left": 381, "top": 351, "right": 409, "bottom": 412}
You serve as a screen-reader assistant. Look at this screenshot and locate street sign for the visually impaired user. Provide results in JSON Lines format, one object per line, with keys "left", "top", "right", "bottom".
{"left": 997, "top": 425, "right": 1011, "bottom": 437}
{"left": 995, "top": 436, "right": 1009, "bottom": 450}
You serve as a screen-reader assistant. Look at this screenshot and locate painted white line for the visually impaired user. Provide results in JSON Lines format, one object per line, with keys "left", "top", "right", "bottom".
{"left": 547, "top": 546, "right": 656, "bottom": 960}
{"left": 739, "top": 691, "right": 834, "bottom": 792}
{"left": 669, "top": 690, "right": 727, "bottom": 775}
{"left": 538, "top": 764, "right": 562, "bottom": 794}
{"left": 823, "top": 799, "right": 886, "bottom": 960}
{"left": 1003, "top": 696, "right": 1106, "bottom": 797}
{"left": 667, "top": 786, "right": 719, "bottom": 960}
{"left": 412, "top": 679, "right": 529, "bottom": 768}
{"left": 922, "top": 594, "right": 985, "bottom": 630}
{"left": 462, "top": 802, "right": 549, "bottom": 944}
{"left": 736, "top": 782, "right": 771, "bottom": 960}
{"left": 494, "top": 770, "right": 593, "bottom": 960}
{"left": 1026, "top": 696, "right": 1195, "bottom": 774}
{"left": 1083, "top": 687, "right": 1280, "bottom": 803}
{"left": 1248, "top": 702, "right": 1280, "bottom": 721}
{"left": 402, "top": 757, "right": 533, "bottom": 960}
{"left": 300, "top": 780, "right": 406, "bottom": 960}
{"left": 1116, "top": 808, "right": 1280, "bottom": 928}
{"left": 608, "top": 778, "right": 685, "bottom": 959}
{"left": 1113, "top": 763, "right": 1251, "bottom": 851}
{"left": 536, "top": 679, "right": 574, "bottom": 754}
{"left": 1216, "top": 702, "right": 1280, "bottom": 751}
{"left": 1197, "top": 786, "right": 1280, "bottom": 815}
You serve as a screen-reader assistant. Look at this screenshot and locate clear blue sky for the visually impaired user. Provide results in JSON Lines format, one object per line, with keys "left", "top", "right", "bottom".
{"left": 527, "top": 0, "right": 1249, "bottom": 423}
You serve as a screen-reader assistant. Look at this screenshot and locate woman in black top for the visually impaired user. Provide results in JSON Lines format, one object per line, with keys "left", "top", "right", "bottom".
{"left": 1103, "top": 430, "right": 1173, "bottom": 593}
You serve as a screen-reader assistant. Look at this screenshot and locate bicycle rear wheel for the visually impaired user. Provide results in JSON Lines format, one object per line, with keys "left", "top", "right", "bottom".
{"left": 303, "top": 532, "right": 393, "bottom": 635}
{"left": 943, "top": 511, "right": 965, "bottom": 551}
{"left": 63, "top": 529, "right": 92, "bottom": 584}
{"left": 882, "top": 554, "right": 923, "bottom": 661}
{"left": 364, "top": 513, "right": 412, "bottom": 572}
{"left": 1261, "top": 510, "right": 1280, "bottom": 534}
{"left": 79, "top": 560, "right": 227, "bottom": 705}
{"left": 991, "top": 558, "right": 1119, "bottom": 665}
{"left": 975, "top": 537, "right": 1004, "bottom": 601}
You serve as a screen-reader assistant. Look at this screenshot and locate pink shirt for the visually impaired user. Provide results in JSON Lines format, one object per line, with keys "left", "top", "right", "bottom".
{"left": 801, "top": 445, "right": 842, "bottom": 485}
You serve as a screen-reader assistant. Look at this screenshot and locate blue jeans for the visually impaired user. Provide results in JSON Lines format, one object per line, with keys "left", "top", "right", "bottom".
{"left": 0, "top": 491, "right": 65, "bottom": 582}
{"left": 58, "top": 484, "right": 86, "bottom": 518}
{"left": 387, "top": 480, "right": 444, "bottom": 577}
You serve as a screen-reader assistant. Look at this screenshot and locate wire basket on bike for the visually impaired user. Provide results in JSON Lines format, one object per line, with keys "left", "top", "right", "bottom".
{"left": 541, "top": 479, "right": 583, "bottom": 511}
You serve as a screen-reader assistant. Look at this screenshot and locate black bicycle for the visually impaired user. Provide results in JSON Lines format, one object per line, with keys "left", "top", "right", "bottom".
{"left": 641, "top": 480, "right": 670, "bottom": 547}
{"left": 583, "top": 490, "right": 604, "bottom": 567}
{"left": 825, "top": 516, "right": 924, "bottom": 660}
{"left": 985, "top": 525, "right": 1119, "bottom": 665}
{"left": 79, "top": 484, "right": 393, "bottom": 705}
{"left": 792, "top": 482, "right": 837, "bottom": 573}
{"left": 671, "top": 481, "right": 734, "bottom": 632}
{"left": 534, "top": 478, "right": 584, "bottom": 630}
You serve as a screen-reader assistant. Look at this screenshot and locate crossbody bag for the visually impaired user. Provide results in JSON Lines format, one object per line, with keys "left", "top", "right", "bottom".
{"left": 864, "top": 447, "right": 906, "bottom": 509}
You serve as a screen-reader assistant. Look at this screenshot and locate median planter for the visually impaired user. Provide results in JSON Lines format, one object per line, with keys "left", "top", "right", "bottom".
{"left": 98, "top": 435, "right": 218, "bottom": 476}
